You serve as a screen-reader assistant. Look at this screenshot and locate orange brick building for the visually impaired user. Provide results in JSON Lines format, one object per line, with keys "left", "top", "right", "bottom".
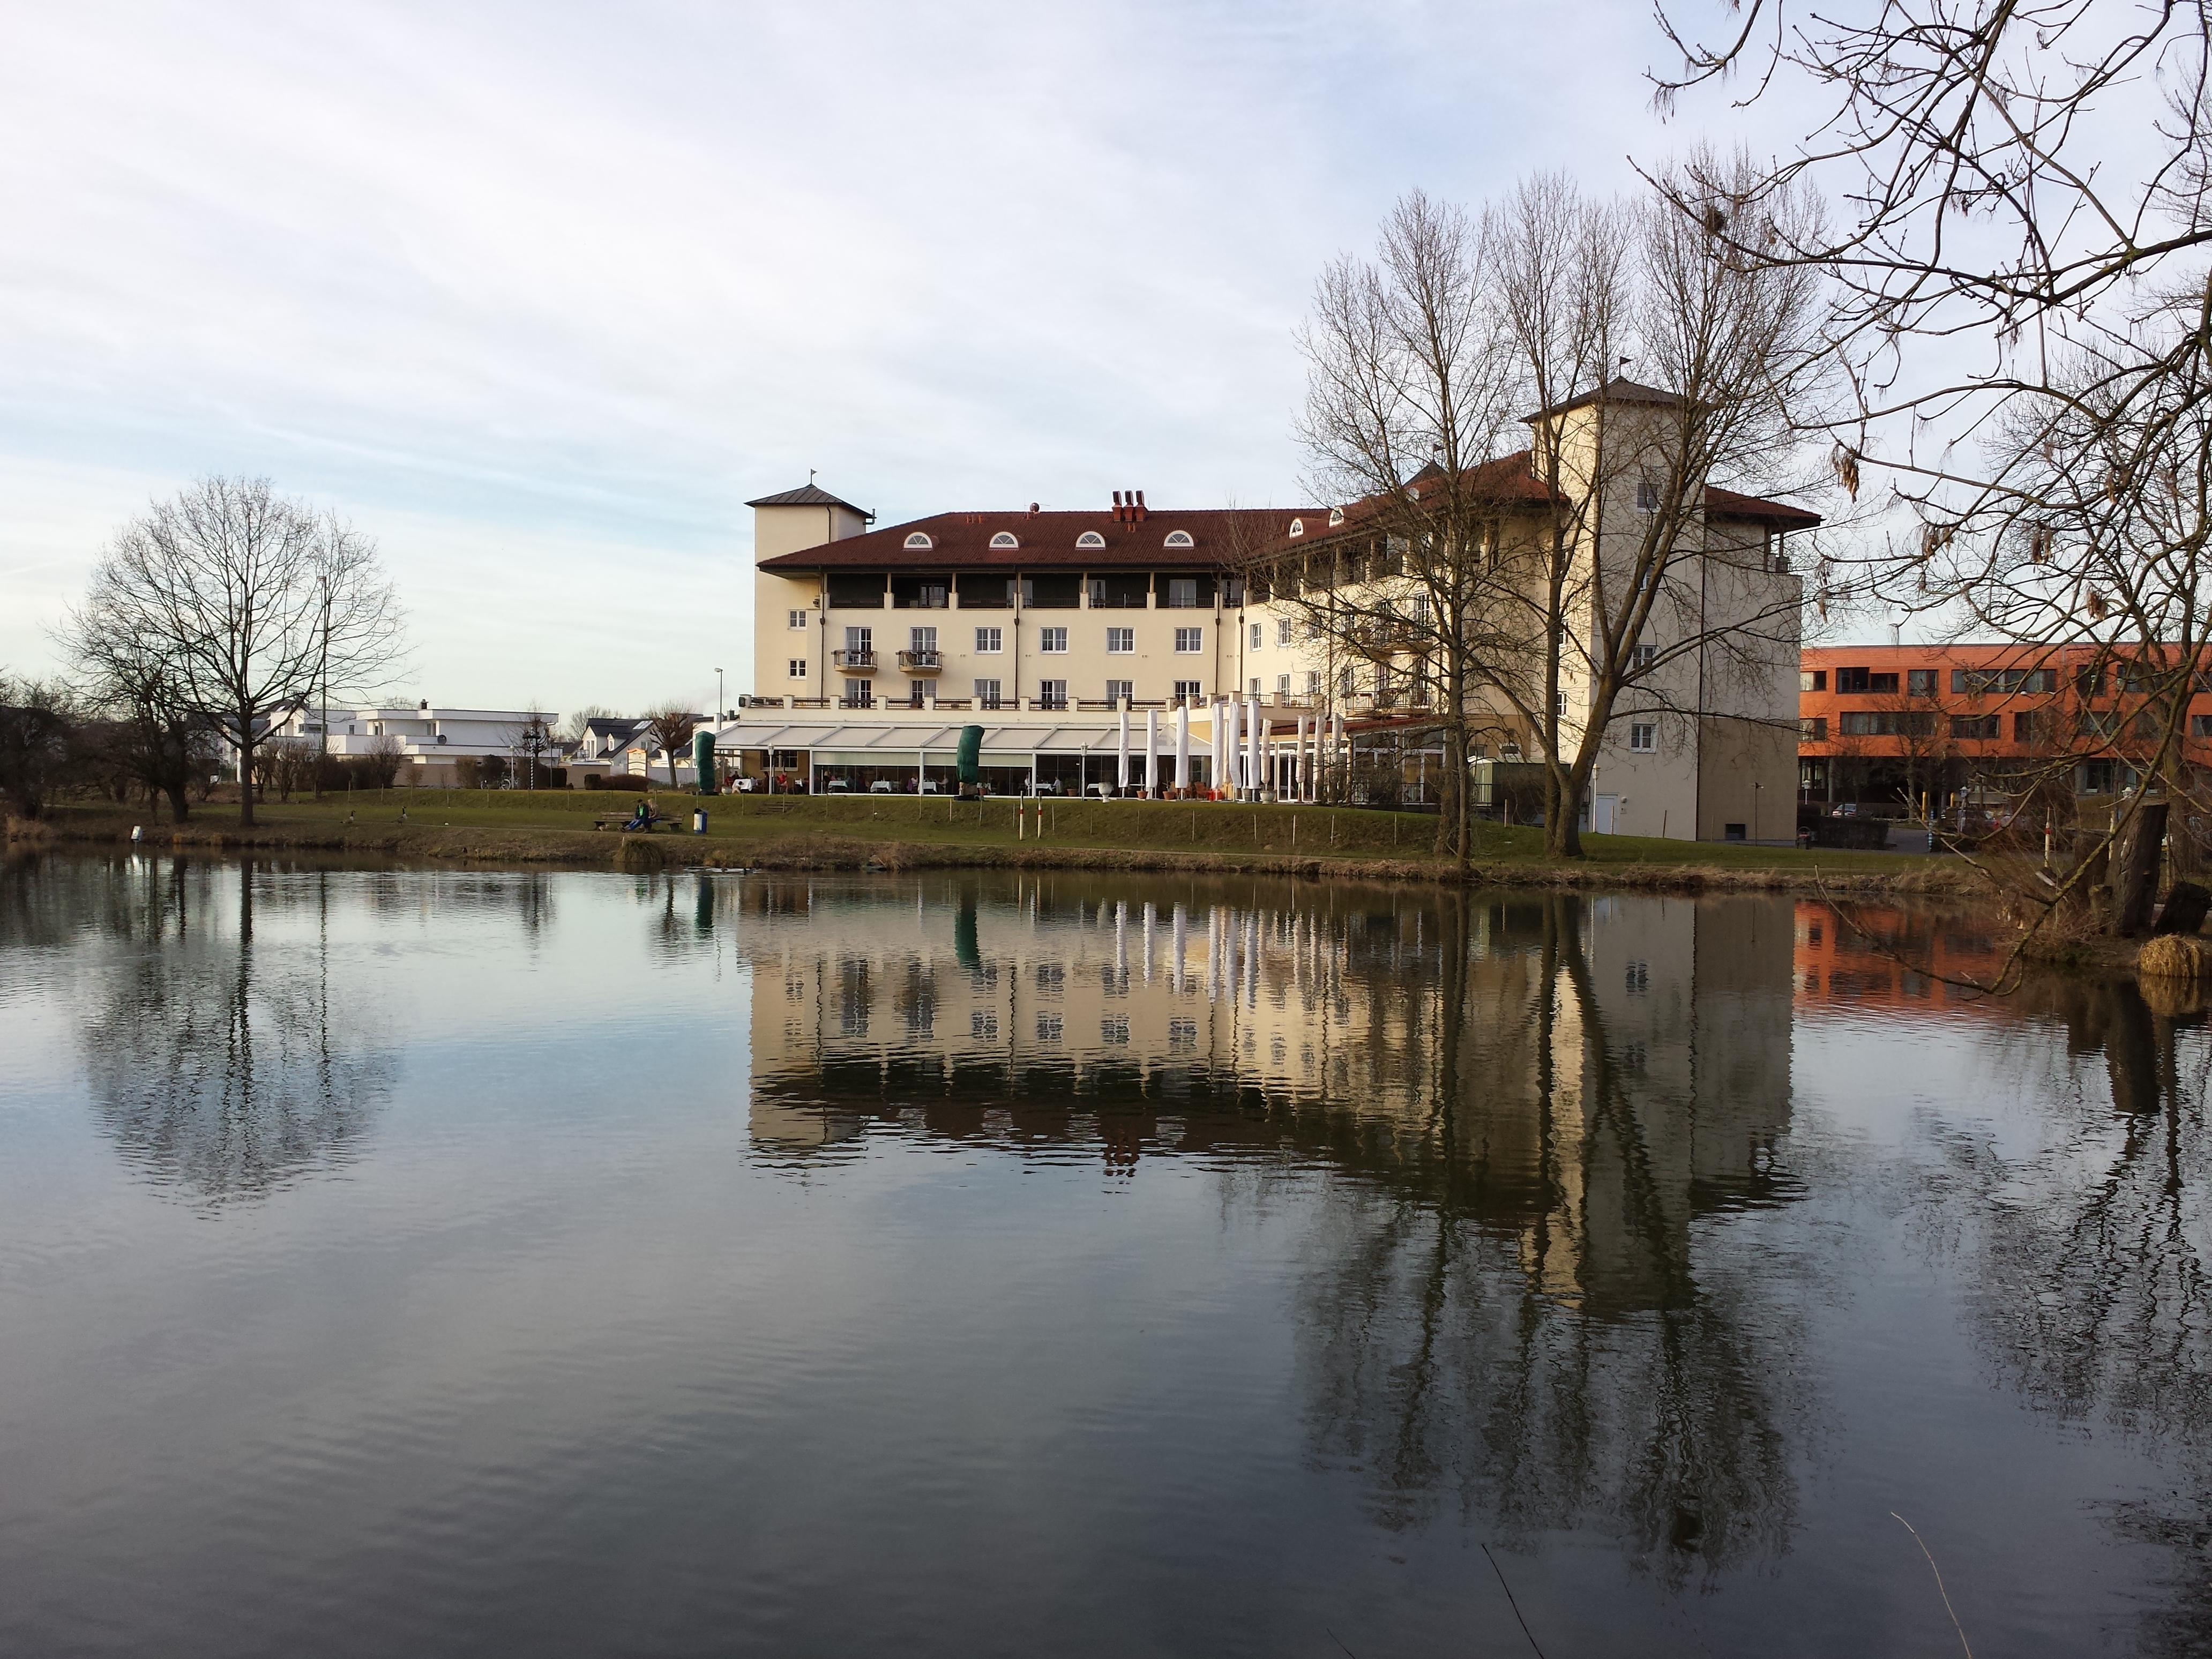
{"left": 1797, "top": 641, "right": 2212, "bottom": 814}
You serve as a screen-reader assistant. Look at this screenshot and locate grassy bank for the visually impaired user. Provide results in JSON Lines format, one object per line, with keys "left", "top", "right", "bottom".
{"left": 9, "top": 788, "right": 1972, "bottom": 894}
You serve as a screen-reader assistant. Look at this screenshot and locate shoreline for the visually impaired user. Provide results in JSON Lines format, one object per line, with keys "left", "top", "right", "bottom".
{"left": 8, "top": 810, "right": 1985, "bottom": 898}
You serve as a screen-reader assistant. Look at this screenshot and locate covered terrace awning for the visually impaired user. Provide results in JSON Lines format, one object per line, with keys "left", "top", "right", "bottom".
{"left": 709, "top": 719, "right": 1219, "bottom": 761}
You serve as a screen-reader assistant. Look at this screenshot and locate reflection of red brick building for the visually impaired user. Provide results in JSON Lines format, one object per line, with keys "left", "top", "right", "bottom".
{"left": 1798, "top": 642, "right": 2212, "bottom": 810}
{"left": 1792, "top": 901, "right": 2007, "bottom": 1010}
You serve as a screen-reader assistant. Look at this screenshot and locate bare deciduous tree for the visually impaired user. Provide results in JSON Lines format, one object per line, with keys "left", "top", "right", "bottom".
{"left": 1655, "top": 0, "right": 2212, "bottom": 940}
{"left": 1285, "top": 190, "right": 1530, "bottom": 862}
{"left": 0, "top": 672, "right": 78, "bottom": 820}
{"left": 1489, "top": 161, "right": 1828, "bottom": 856}
{"left": 1283, "top": 167, "right": 1829, "bottom": 861}
{"left": 74, "top": 479, "right": 403, "bottom": 826}
{"left": 645, "top": 705, "right": 699, "bottom": 789}
{"left": 59, "top": 607, "right": 213, "bottom": 821}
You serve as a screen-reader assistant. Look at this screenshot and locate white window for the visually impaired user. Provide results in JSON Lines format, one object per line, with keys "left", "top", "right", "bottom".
{"left": 1635, "top": 477, "right": 1660, "bottom": 513}
{"left": 1075, "top": 530, "right": 1106, "bottom": 549}
{"left": 1105, "top": 627, "right": 1134, "bottom": 653}
{"left": 1555, "top": 691, "right": 1570, "bottom": 716}
{"left": 1174, "top": 679, "right": 1202, "bottom": 701}
{"left": 1040, "top": 626, "right": 1068, "bottom": 653}
{"left": 989, "top": 531, "right": 1020, "bottom": 549}
{"left": 909, "top": 626, "right": 937, "bottom": 653}
{"left": 1410, "top": 595, "right": 1430, "bottom": 625}
{"left": 1101, "top": 1016, "right": 1129, "bottom": 1044}
{"left": 788, "top": 609, "right": 808, "bottom": 630}
{"left": 1174, "top": 627, "right": 1203, "bottom": 653}
{"left": 1631, "top": 642, "right": 1657, "bottom": 672}
{"left": 1038, "top": 679, "right": 1068, "bottom": 708}
{"left": 1276, "top": 619, "right": 1292, "bottom": 646}
{"left": 970, "top": 1010, "right": 997, "bottom": 1039}
{"left": 903, "top": 532, "right": 934, "bottom": 549}
{"left": 1037, "top": 1013, "right": 1063, "bottom": 1042}
{"left": 1105, "top": 678, "right": 1133, "bottom": 704}
{"left": 1630, "top": 723, "right": 1656, "bottom": 752}
{"left": 1306, "top": 670, "right": 1321, "bottom": 697}
{"left": 1250, "top": 677, "right": 1261, "bottom": 696}
{"left": 1277, "top": 674, "right": 1291, "bottom": 698}
{"left": 974, "top": 679, "right": 1003, "bottom": 708}
{"left": 1250, "top": 622, "right": 1263, "bottom": 649}
{"left": 1305, "top": 618, "right": 1321, "bottom": 640}
{"left": 975, "top": 626, "right": 1002, "bottom": 653}
{"left": 1339, "top": 667, "right": 1357, "bottom": 697}
{"left": 1162, "top": 529, "right": 1195, "bottom": 549}
{"left": 787, "top": 658, "right": 807, "bottom": 678}
{"left": 844, "top": 679, "right": 874, "bottom": 708}
{"left": 1166, "top": 579, "right": 1200, "bottom": 609}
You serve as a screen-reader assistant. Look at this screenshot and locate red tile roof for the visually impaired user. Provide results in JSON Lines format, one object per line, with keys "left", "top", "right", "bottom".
{"left": 753, "top": 459, "right": 1817, "bottom": 572}
{"left": 756, "top": 507, "right": 1316, "bottom": 572}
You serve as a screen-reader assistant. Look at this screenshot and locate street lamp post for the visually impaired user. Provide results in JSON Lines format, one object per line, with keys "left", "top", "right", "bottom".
{"left": 716, "top": 668, "right": 724, "bottom": 723}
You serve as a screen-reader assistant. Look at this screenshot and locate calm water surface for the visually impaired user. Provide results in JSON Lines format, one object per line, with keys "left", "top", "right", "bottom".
{"left": 3, "top": 854, "right": 2210, "bottom": 1656}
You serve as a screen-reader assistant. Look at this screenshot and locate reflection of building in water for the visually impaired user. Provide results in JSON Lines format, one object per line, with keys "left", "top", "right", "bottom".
{"left": 741, "top": 875, "right": 1810, "bottom": 1572}
{"left": 1791, "top": 899, "right": 2009, "bottom": 1008}
{"left": 742, "top": 876, "right": 1797, "bottom": 1315}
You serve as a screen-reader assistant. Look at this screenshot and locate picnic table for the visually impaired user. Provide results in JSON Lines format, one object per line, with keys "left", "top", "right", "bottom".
{"left": 594, "top": 808, "right": 671, "bottom": 832}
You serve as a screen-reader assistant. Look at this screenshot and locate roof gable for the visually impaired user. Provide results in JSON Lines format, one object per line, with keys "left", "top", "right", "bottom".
{"left": 745, "top": 483, "right": 872, "bottom": 515}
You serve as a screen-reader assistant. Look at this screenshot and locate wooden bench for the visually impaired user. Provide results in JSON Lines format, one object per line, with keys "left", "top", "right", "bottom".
{"left": 594, "top": 812, "right": 670, "bottom": 832}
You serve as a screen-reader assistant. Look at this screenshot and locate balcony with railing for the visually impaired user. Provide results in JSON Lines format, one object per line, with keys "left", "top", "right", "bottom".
{"left": 896, "top": 649, "right": 941, "bottom": 673}
{"left": 831, "top": 649, "right": 877, "bottom": 673}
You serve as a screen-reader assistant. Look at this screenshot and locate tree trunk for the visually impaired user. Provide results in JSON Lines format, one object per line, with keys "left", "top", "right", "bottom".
{"left": 2112, "top": 799, "right": 2170, "bottom": 937}
{"left": 1544, "top": 755, "right": 1587, "bottom": 858}
{"left": 237, "top": 704, "right": 257, "bottom": 826}
{"left": 166, "top": 781, "right": 191, "bottom": 823}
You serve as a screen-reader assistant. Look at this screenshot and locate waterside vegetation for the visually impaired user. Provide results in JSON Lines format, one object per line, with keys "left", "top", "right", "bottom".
{"left": 9, "top": 787, "right": 1959, "bottom": 894}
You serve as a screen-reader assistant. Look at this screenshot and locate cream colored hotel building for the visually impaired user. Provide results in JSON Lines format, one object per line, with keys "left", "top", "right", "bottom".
{"left": 733, "top": 381, "right": 1819, "bottom": 839}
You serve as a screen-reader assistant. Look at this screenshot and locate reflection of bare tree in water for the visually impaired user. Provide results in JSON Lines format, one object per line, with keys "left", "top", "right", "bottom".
{"left": 1936, "top": 978, "right": 2212, "bottom": 1655}
{"left": 1298, "top": 896, "right": 1809, "bottom": 1587}
{"left": 80, "top": 861, "right": 395, "bottom": 1202}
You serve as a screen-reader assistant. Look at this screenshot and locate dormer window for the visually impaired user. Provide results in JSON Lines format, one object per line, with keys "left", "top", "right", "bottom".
{"left": 903, "top": 532, "right": 933, "bottom": 549}
{"left": 1162, "top": 529, "right": 1195, "bottom": 549}
{"left": 1287, "top": 519, "right": 1305, "bottom": 538}
{"left": 989, "top": 532, "right": 1020, "bottom": 549}
{"left": 1075, "top": 530, "right": 1107, "bottom": 549}
{"left": 1327, "top": 506, "right": 1344, "bottom": 526}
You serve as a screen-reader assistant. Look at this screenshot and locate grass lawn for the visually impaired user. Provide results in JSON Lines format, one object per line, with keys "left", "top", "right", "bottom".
{"left": 81, "top": 787, "right": 1944, "bottom": 876}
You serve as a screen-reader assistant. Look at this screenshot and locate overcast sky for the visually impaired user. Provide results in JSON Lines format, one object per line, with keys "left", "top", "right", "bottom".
{"left": 0, "top": 0, "right": 1783, "bottom": 716}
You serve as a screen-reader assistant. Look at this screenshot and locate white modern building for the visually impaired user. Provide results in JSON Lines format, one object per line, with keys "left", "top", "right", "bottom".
{"left": 268, "top": 704, "right": 559, "bottom": 788}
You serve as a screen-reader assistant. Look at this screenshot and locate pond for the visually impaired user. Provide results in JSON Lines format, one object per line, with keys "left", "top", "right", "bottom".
{"left": 2, "top": 854, "right": 2208, "bottom": 1656}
